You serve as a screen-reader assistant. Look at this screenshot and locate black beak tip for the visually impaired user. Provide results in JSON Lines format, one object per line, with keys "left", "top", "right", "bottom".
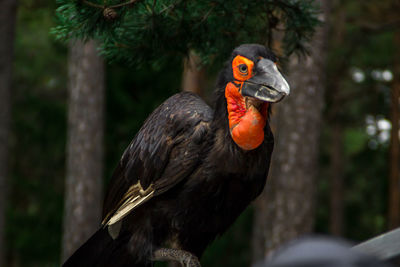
{"left": 243, "top": 84, "right": 287, "bottom": 103}
{"left": 268, "top": 92, "right": 284, "bottom": 101}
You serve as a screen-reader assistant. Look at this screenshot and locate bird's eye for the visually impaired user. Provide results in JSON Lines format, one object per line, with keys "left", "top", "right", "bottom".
{"left": 238, "top": 64, "right": 248, "bottom": 74}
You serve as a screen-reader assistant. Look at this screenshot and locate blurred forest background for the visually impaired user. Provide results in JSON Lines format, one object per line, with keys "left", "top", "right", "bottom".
{"left": 0, "top": 0, "right": 399, "bottom": 266}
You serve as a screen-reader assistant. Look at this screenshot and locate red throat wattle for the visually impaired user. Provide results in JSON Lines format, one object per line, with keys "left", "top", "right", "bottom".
{"left": 225, "top": 82, "right": 269, "bottom": 150}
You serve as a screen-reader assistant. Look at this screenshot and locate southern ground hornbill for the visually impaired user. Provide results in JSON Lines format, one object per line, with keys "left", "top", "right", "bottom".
{"left": 63, "top": 44, "right": 290, "bottom": 267}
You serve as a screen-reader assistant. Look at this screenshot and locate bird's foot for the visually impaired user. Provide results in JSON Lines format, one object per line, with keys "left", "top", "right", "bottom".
{"left": 152, "top": 248, "right": 201, "bottom": 267}
{"left": 180, "top": 252, "right": 201, "bottom": 267}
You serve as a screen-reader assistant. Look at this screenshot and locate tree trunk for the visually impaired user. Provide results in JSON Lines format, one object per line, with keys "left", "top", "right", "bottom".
{"left": 388, "top": 29, "right": 400, "bottom": 230}
{"left": 181, "top": 51, "right": 206, "bottom": 96}
{"left": 62, "top": 40, "right": 105, "bottom": 262}
{"left": 327, "top": 3, "right": 346, "bottom": 237}
{"left": 0, "top": 0, "right": 17, "bottom": 265}
{"left": 252, "top": 3, "right": 329, "bottom": 261}
{"left": 329, "top": 122, "right": 344, "bottom": 235}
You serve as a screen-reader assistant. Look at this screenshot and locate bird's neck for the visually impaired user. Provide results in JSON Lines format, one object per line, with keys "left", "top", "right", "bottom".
{"left": 210, "top": 80, "right": 270, "bottom": 154}
{"left": 225, "top": 82, "right": 268, "bottom": 150}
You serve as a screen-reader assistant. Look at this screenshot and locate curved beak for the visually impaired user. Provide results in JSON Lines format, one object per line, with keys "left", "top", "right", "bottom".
{"left": 241, "top": 59, "right": 290, "bottom": 103}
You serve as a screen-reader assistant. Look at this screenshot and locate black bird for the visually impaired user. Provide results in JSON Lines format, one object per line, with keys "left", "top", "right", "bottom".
{"left": 63, "top": 44, "right": 290, "bottom": 267}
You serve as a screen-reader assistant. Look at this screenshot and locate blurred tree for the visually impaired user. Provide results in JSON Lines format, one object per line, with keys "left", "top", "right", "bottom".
{"left": 325, "top": 1, "right": 348, "bottom": 237}
{"left": 344, "top": 0, "right": 400, "bottom": 233}
{"left": 0, "top": 0, "right": 17, "bottom": 265}
{"left": 181, "top": 51, "right": 206, "bottom": 96}
{"left": 314, "top": 0, "right": 398, "bottom": 242}
{"left": 355, "top": 0, "right": 400, "bottom": 232}
{"left": 389, "top": 29, "right": 400, "bottom": 229}
{"left": 61, "top": 40, "right": 105, "bottom": 262}
{"left": 328, "top": 0, "right": 400, "bottom": 233}
{"left": 252, "top": 0, "right": 330, "bottom": 260}
{"left": 8, "top": 1, "right": 68, "bottom": 265}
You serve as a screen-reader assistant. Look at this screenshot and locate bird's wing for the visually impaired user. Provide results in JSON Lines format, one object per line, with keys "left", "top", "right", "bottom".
{"left": 102, "top": 92, "right": 213, "bottom": 227}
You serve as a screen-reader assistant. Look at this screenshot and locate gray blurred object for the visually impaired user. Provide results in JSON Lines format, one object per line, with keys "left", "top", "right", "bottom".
{"left": 254, "top": 236, "right": 393, "bottom": 267}
{"left": 353, "top": 228, "right": 400, "bottom": 262}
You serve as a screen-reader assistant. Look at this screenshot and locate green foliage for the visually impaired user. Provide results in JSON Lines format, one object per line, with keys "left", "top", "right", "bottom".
{"left": 315, "top": 0, "right": 395, "bottom": 242}
{"left": 8, "top": 0, "right": 67, "bottom": 265}
{"left": 345, "top": 143, "right": 388, "bottom": 240}
{"left": 52, "top": 0, "right": 319, "bottom": 66}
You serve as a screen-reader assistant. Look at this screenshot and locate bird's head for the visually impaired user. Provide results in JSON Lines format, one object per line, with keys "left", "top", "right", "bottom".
{"left": 218, "top": 44, "right": 290, "bottom": 151}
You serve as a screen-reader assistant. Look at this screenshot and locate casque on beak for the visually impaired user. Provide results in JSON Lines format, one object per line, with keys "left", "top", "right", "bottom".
{"left": 241, "top": 58, "right": 290, "bottom": 103}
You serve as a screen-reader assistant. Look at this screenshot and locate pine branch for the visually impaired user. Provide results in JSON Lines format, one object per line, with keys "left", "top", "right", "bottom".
{"left": 52, "top": 0, "right": 320, "bottom": 67}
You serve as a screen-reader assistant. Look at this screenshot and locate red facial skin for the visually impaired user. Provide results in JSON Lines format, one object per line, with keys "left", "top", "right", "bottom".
{"left": 225, "top": 55, "right": 269, "bottom": 151}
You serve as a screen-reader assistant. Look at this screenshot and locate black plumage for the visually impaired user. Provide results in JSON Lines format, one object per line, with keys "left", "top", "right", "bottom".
{"left": 63, "top": 44, "right": 289, "bottom": 267}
